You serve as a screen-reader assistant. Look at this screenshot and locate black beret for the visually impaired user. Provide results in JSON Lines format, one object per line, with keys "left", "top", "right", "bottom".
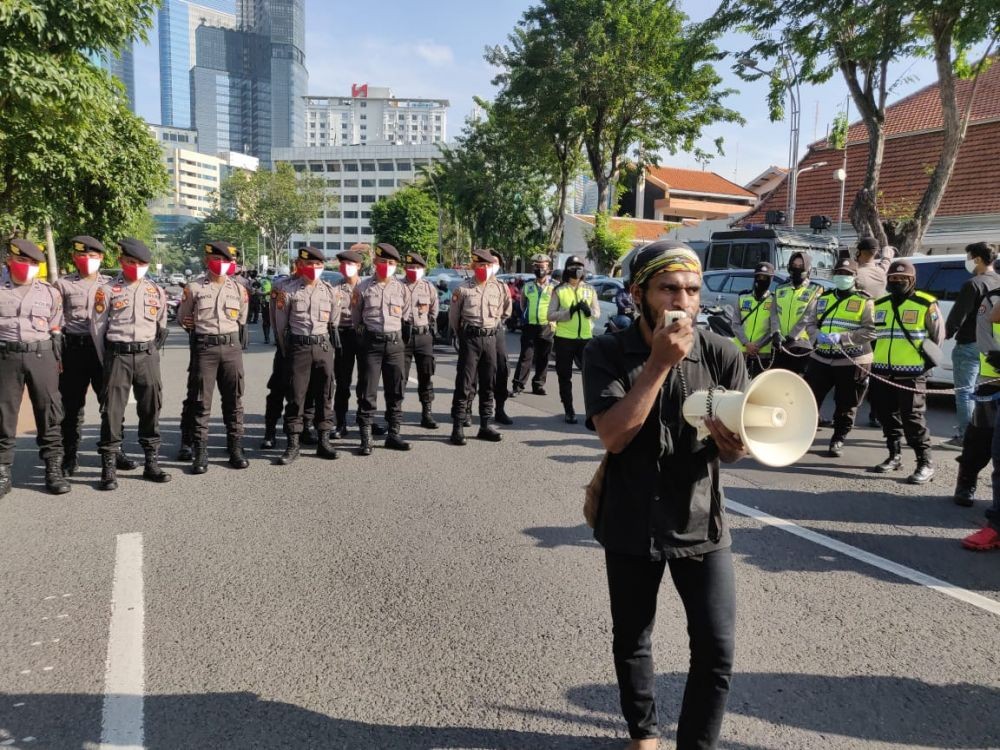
{"left": 204, "top": 241, "right": 237, "bottom": 261}
{"left": 337, "top": 249, "right": 364, "bottom": 264}
{"left": 404, "top": 251, "right": 426, "bottom": 267}
{"left": 887, "top": 259, "right": 916, "bottom": 277}
{"left": 857, "top": 237, "right": 879, "bottom": 252}
{"left": 296, "top": 245, "right": 325, "bottom": 263}
{"left": 834, "top": 257, "right": 858, "bottom": 274}
{"left": 8, "top": 238, "right": 45, "bottom": 262}
{"left": 374, "top": 243, "right": 401, "bottom": 262}
{"left": 754, "top": 262, "right": 775, "bottom": 276}
{"left": 71, "top": 235, "right": 104, "bottom": 254}
{"left": 471, "top": 248, "right": 494, "bottom": 264}
{"left": 118, "top": 238, "right": 152, "bottom": 263}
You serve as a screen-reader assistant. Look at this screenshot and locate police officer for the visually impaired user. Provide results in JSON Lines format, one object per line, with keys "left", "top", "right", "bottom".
{"left": 332, "top": 247, "right": 364, "bottom": 437}
{"left": 801, "top": 257, "right": 876, "bottom": 457}
{"left": 868, "top": 259, "right": 944, "bottom": 483}
{"left": 56, "top": 235, "right": 137, "bottom": 476}
{"left": 727, "top": 261, "right": 778, "bottom": 377}
{"left": 92, "top": 239, "right": 171, "bottom": 490}
{"left": 352, "top": 243, "right": 411, "bottom": 455}
{"left": 272, "top": 245, "right": 340, "bottom": 464}
{"left": 248, "top": 270, "right": 262, "bottom": 324}
{"left": 177, "top": 241, "right": 250, "bottom": 473}
{"left": 402, "top": 251, "right": 439, "bottom": 429}
{"left": 511, "top": 253, "right": 556, "bottom": 397}
{"left": 0, "top": 239, "right": 70, "bottom": 496}
{"left": 489, "top": 251, "right": 514, "bottom": 425}
{"left": 548, "top": 255, "right": 600, "bottom": 424}
{"left": 773, "top": 252, "right": 824, "bottom": 374}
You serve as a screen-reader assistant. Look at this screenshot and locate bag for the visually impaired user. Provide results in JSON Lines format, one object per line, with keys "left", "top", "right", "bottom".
{"left": 583, "top": 451, "right": 610, "bottom": 529}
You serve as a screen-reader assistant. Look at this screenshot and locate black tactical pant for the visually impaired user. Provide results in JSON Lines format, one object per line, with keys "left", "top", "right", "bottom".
{"left": 190, "top": 338, "right": 245, "bottom": 445}
{"left": 0, "top": 345, "right": 63, "bottom": 465}
{"left": 403, "top": 328, "right": 435, "bottom": 406}
{"left": 334, "top": 326, "right": 360, "bottom": 425}
{"left": 451, "top": 331, "right": 497, "bottom": 421}
{"left": 59, "top": 335, "right": 104, "bottom": 453}
{"left": 804, "top": 359, "right": 867, "bottom": 441}
{"left": 261, "top": 305, "right": 272, "bottom": 342}
{"left": 283, "top": 338, "right": 334, "bottom": 435}
{"left": 357, "top": 331, "right": 405, "bottom": 428}
{"left": 512, "top": 323, "right": 553, "bottom": 391}
{"left": 264, "top": 348, "right": 315, "bottom": 434}
{"left": 99, "top": 345, "right": 162, "bottom": 455}
{"left": 871, "top": 373, "right": 930, "bottom": 452}
{"left": 248, "top": 297, "right": 261, "bottom": 324}
{"left": 959, "top": 386, "right": 999, "bottom": 478}
{"left": 554, "top": 336, "right": 587, "bottom": 414}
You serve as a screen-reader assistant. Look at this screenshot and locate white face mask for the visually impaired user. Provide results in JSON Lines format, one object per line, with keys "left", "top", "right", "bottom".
{"left": 489, "top": 263, "right": 499, "bottom": 277}
{"left": 966, "top": 258, "right": 979, "bottom": 274}
{"left": 22, "top": 265, "right": 40, "bottom": 282}
{"left": 833, "top": 275, "right": 854, "bottom": 291}
{"left": 341, "top": 263, "right": 359, "bottom": 278}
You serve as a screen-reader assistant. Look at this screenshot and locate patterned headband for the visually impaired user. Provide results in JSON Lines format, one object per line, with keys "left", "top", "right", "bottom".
{"left": 632, "top": 246, "right": 702, "bottom": 287}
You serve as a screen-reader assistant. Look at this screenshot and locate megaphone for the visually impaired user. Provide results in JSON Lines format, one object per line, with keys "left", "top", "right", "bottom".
{"left": 681, "top": 369, "right": 818, "bottom": 467}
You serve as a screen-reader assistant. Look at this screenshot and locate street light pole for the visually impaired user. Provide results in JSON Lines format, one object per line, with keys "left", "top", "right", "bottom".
{"left": 835, "top": 96, "right": 850, "bottom": 240}
{"left": 782, "top": 57, "right": 802, "bottom": 229}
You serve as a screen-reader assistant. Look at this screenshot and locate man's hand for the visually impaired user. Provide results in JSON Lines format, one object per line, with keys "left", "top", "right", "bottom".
{"left": 745, "top": 342, "right": 759, "bottom": 356}
{"left": 704, "top": 416, "right": 747, "bottom": 463}
{"left": 650, "top": 310, "right": 694, "bottom": 371}
{"left": 182, "top": 314, "right": 194, "bottom": 329}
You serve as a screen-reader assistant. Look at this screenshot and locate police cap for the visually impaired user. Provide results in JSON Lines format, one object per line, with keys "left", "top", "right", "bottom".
{"left": 404, "top": 251, "right": 427, "bottom": 267}
{"left": 834, "top": 257, "right": 858, "bottom": 275}
{"left": 296, "top": 245, "right": 326, "bottom": 263}
{"left": 374, "top": 243, "right": 401, "bottom": 262}
{"left": 471, "top": 248, "right": 494, "bottom": 264}
{"left": 754, "top": 261, "right": 775, "bottom": 276}
{"left": 887, "top": 259, "right": 916, "bottom": 278}
{"left": 8, "top": 238, "right": 45, "bottom": 263}
{"left": 564, "top": 255, "right": 585, "bottom": 268}
{"left": 70, "top": 235, "right": 105, "bottom": 254}
{"left": 204, "top": 241, "right": 238, "bottom": 261}
{"left": 337, "top": 249, "right": 365, "bottom": 264}
{"left": 118, "top": 238, "right": 152, "bottom": 263}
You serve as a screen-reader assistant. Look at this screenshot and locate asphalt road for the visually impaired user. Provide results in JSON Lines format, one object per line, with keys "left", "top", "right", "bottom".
{"left": 0, "top": 324, "right": 997, "bottom": 750}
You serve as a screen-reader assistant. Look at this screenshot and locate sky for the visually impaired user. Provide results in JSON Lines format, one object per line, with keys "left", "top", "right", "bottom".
{"left": 132, "top": 0, "right": 942, "bottom": 187}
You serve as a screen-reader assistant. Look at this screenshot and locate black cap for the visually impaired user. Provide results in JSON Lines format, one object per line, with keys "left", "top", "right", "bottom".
{"left": 204, "top": 241, "right": 237, "bottom": 261}
{"left": 887, "top": 259, "right": 916, "bottom": 277}
{"left": 404, "top": 251, "right": 426, "bottom": 267}
{"left": 857, "top": 237, "right": 878, "bottom": 252}
{"left": 8, "top": 238, "right": 45, "bottom": 262}
{"left": 295, "top": 245, "right": 326, "bottom": 263}
{"left": 565, "top": 255, "right": 585, "bottom": 268}
{"left": 337, "top": 249, "right": 364, "bottom": 264}
{"left": 118, "top": 238, "right": 152, "bottom": 263}
{"left": 834, "top": 258, "right": 858, "bottom": 275}
{"left": 71, "top": 235, "right": 104, "bottom": 254}
{"left": 374, "top": 243, "right": 401, "bottom": 262}
{"left": 754, "top": 262, "right": 775, "bottom": 276}
{"left": 471, "top": 248, "right": 494, "bottom": 263}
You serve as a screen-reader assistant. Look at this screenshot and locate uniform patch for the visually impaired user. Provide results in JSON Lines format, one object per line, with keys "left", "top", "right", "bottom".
{"left": 112, "top": 298, "right": 129, "bottom": 311}
{"left": 276, "top": 291, "right": 287, "bottom": 311}
{"left": 228, "top": 308, "right": 239, "bottom": 319}
{"left": 390, "top": 304, "right": 402, "bottom": 316}
{"left": 902, "top": 309, "right": 919, "bottom": 324}
{"left": 817, "top": 299, "right": 829, "bottom": 311}
{"left": 846, "top": 299, "right": 862, "bottom": 313}
{"left": 741, "top": 300, "right": 752, "bottom": 310}
{"left": 875, "top": 310, "right": 887, "bottom": 324}
{"left": 147, "top": 306, "right": 159, "bottom": 317}
{"left": 763, "top": 300, "right": 772, "bottom": 310}
{"left": 452, "top": 292, "right": 460, "bottom": 303}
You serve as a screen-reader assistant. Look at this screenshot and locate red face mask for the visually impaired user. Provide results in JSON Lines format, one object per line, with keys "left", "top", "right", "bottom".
{"left": 375, "top": 261, "right": 396, "bottom": 280}
{"left": 226, "top": 263, "right": 237, "bottom": 276}
{"left": 122, "top": 263, "right": 148, "bottom": 282}
{"left": 298, "top": 265, "right": 321, "bottom": 281}
{"left": 9, "top": 260, "right": 39, "bottom": 284}
{"left": 207, "top": 257, "right": 233, "bottom": 277}
{"left": 474, "top": 266, "right": 489, "bottom": 283}
{"left": 405, "top": 267, "right": 424, "bottom": 283}
{"left": 73, "top": 256, "right": 102, "bottom": 277}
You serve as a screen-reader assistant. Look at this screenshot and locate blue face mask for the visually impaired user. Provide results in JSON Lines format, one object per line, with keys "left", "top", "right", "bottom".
{"left": 833, "top": 275, "right": 855, "bottom": 291}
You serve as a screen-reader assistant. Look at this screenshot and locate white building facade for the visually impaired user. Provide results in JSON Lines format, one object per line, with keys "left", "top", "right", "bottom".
{"left": 304, "top": 85, "right": 448, "bottom": 148}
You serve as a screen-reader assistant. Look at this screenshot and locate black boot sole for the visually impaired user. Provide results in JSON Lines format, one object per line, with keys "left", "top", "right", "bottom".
{"left": 144, "top": 471, "right": 172, "bottom": 483}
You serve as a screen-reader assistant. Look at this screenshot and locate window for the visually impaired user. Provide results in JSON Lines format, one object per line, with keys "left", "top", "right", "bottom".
{"left": 361, "top": 162, "right": 376, "bottom": 171}
{"left": 328, "top": 210, "right": 341, "bottom": 218}
{"left": 343, "top": 210, "right": 358, "bottom": 219}
{"left": 724, "top": 275, "right": 755, "bottom": 296}
{"left": 397, "top": 161, "right": 411, "bottom": 171}
{"left": 707, "top": 243, "right": 730, "bottom": 269}
{"left": 362, "top": 226, "right": 372, "bottom": 234}
{"left": 344, "top": 226, "right": 359, "bottom": 235}
{"left": 326, "top": 226, "right": 341, "bottom": 234}
{"left": 361, "top": 211, "right": 371, "bottom": 219}
{"left": 920, "top": 263, "right": 968, "bottom": 302}
{"left": 309, "top": 164, "right": 323, "bottom": 172}
{"left": 326, "top": 242, "right": 341, "bottom": 251}
{"left": 344, "top": 163, "right": 359, "bottom": 172}
{"left": 361, "top": 179, "right": 376, "bottom": 187}
{"left": 343, "top": 195, "right": 359, "bottom": 203}
{"left": 360, "top": 114, "right": 367, "bottom": 120}
{"left": 361, "top": 194, "right": 376, "bottom": 203}
{"left": 703, "top": 273, "right": 727, "bottom": 292}
{"left": 326, "top": 163, "right": 340, "bottom": 172}
{"left": 343, "top": 179, "right": 358, "bottom": 187}
{"left": 378, "top": 161, "right": 394, "bottom": 172}
{"left": 379, "top": 179, "right": 395, "bottom": 187}
{"left": 327, "top": 179, "right": 341, "bottom": 187}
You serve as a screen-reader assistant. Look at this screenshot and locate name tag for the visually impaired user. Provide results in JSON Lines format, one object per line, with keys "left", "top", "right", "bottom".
{"left": 846, "top": 299, "right": 862, "bottom": 313}
{"left": 902, "top": 309, "right": 919, "bottom": 324}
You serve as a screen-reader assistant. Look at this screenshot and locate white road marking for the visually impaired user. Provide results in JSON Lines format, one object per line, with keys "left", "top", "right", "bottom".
{"left": 12, "top": 703, "right": 25, "bottom": 708}
{"left": 42, "top": 666, "right": 53, "bottom": 672}
{"left": 18, "top": 670, "right": 30, "bottom": 675}
{"left": 98, "top": 532, "right": 144, "bottom": 750}
{"left": 30, "top": 642, "right": 40, "bottom": 647}
{"left": 726, "top": 499, "right": 1000, "bottom": 617}
{"left": 43, "top": 596, "right": 55, "bottom": 601}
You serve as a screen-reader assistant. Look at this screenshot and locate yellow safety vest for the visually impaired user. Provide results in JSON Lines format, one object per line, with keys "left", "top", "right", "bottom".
{"left": 733, "top": 292, "right": 775, "bottom": 355}
{"left": 872, "top": 291, "right": 936, "bottom": 374}
{"left": 774, "top": 282, "right": 822, "bottom": 339}
{"left": 554, "top": 283, "right": 595, "bottom": 340}
{"left": 522, "top": 280, "right": 554, "bottom": 325}
{"left": 814, "top": 291, "right": 869, "bottom": 357}
{"left": 981, "top": 321, "right": 1000, "bottom": 378}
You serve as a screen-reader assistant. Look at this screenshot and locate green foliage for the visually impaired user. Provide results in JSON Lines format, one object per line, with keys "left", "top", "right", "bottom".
{"left": 369, "top": 187, "right": 440, "bottom": 268}
{"left": 169, "top": 208, "right": 263, "bottom": 272}
{"left": 585, "top": 212, "right": 633, "bottom": 274}
{"left": 829, "top": 111, "right": 850, "bottom": 151}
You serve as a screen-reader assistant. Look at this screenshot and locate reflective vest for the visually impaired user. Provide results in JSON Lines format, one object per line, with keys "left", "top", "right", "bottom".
{"left": 522, "top": 279, "right": 555, "bottom": 325}
{"left": 814, "top": 291, "right": 869, "bottom": 358}
{"left": 872, "top": 291, "right": 936, "bottom": 374}
{"left": 981, "top": 321, "right": 1000, "bottom": 379}
{"left": 554, "top": 283, "right": 596, "bottom": 340}
{"left": 774, "top": 282, "right": 822, "bottom": 340}
{"left": 733, "top": 292, "right": 774, "bottom": 355}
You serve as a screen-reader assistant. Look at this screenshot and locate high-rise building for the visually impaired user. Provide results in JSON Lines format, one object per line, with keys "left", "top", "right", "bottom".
{"left": 305, "top": 86, "right": 449, "bottom": 148}
{"left": 91, "top": 44, "right": 137, "bottom": 112}
{"left": 158, "top": 0, "right": 237, "bottom": 128}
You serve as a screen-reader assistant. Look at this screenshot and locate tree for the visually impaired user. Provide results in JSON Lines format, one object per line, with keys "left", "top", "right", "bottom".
{"left": 369, "top": 187, "right": 440, "bottom": 268}
{"left": 222, "top": 163, "right": 327, "bottom": 269}
{"left": 586, "top": 212, "right": 633, "bottom": 274}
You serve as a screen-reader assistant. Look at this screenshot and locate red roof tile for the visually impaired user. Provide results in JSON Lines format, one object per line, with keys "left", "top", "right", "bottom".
{"left": 646, "top": 165, "right": 757, "bottom": 198}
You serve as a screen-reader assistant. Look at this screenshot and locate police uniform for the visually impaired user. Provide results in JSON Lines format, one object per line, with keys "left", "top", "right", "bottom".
{"left": 869, "top": 259, "right": 945, "bottom": 483}
{"left": 449, "top": 248, "right": 509, "bottom": 445}
{"left": 727, "top": 261, "right": 778, "bottom": 377}
{"left": 332, "top": 248, "right": 364, "bottom": 437}
{"left": 547, "top": 256, "right": 600, "bottom": 424}
{"left": 248, "top": 272, "right": 263, "bottom": 324}
{"left": 176, "top": 242, "right": 250, "bottom": 473}
{"left": 0, "top": 239, "right": 69, "bottom": 496}
{"left": 351, "top": 243, "right": 411, "bottom": 455}
{"left": 402, "top": 252, "right": 439, "bottom": 430}
{"left": 260, "top": 275, "right": 273, "bottom": 343}
{"left": 92, "top": 239, "right": 171, "bottom": 490}
{"left": 772, "top": 254, "right": 824, "bottom": 374}
{"left": 272, "top": 245, "right": 341, "bottom": 463}
{"left": 512, "top": 254, "right": 556, "bottom": 396}
{"left": 801, "top": 258, "right": 876, "bottom": 456}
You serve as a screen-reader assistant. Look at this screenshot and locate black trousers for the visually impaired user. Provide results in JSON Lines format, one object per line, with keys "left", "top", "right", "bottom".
{"left": 0, "top": 348, "right": 63, "bottom": 465}
{"left": 512, "top": 324, "right": 553, "bottom": 391}
{"left": 494, "top": 328, "right": 509, "bottom": 410}
{"left": 554, "top": 336, "right": 587, "bottom": 413}
{"left": 190, "top": 342, "right": 245, "bottom": 444}
{"left": 959, "top": 391, "right": 997, "bottom": 478}
{"left": 99, "top": 348, "right": 162, "bottom": 454}
{"left": 248, "top": 297, "right": 261, "bottom": 323}
{"left": 357, "top": 332, "right": 405, "bottom": 428}
{"left": 403, "top": 330, "right": 435, "bottom": 405}
{"left": 261, "top": 305, "right": 271, "bottom": 341}
{"left": 871, "top": 373, "right": 930, "bottom": 452}
{"left": 451, "top": 332, "right": 497, "bottom": 421}
{"left": 334, "top": 327, "right": 360, "bottom": 425}
{"left": 59, "top": 339, "right": 104, "bottom": 452}
{"left": 283, "top": 341, "right": 334, "bottom": 435}
{"left": 804, "top": 360, "right": 867, "bottom": 440}
{"left": 605, "top": 548, "right": 735, "bottom": 747}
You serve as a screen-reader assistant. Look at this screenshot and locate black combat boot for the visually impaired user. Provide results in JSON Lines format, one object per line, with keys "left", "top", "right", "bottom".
{"left": 477, "top": 417, "right": 503, "bottom": 442}
{"left": 358, "top": 425, "right": 374, "bottom": 456}
{"left": 44, "top": 458, "right": 71, "bottom": 495}
{"left": 420, "top": 404, "right": 438, "bottom": 430}
{"left": 372, "top": 423, "right": 387, "bottom": 437}
{"left": 143, "top": 448, "right": 171, "bottom": 483}
{"left": 564, "top": 410, "right": 578, "bottom": 425}
{"left": 278, "top": 434, "right": 300, "bottom": 465}
{"left": 260, "top": 423, "right": 277, "bottom": 450}
{"left": 450, "top": 421, "right": 467, "bottom": 446}
{"left": 176, "top": 443, "right": 193, "bottom": 461}
{"left": 870, "top": 440, "right": 902, "bottom": 473}
{"left": 227, "top": 437, "right": 249, "bottom": 469}
{"left": 385, "top": 426, "right": 411, "bottom": 451}
{"left": 908, "top": 451, "right": 935, "bottom": 484}
{"left": 0, "top": 464, "right": 11, "bottom": 498}
{"left": 99, "top": 452, "right": 118, "bottom": 491}
{"left": 116, "top": 450, "right": 138, "bottom": 471}
{"left": 953, "top": 465, "right": 977, "bottom": 507}
{"left": 463, "top": 412, "right": 472, "bottom": 428}
{"left": 316, "top": 431, "right": 339, "bottom": 460}
{"left": 300, "top": 425, "right": 317, "bottom": 446}
{"left": 828, "top": 436, "right": 845, "bottom": 458}
{"left": 191, "top": 443, "right": 208, "bottom": 475}
{"left": 495, "top": 407, "right": 513, "bottom": 426}
{"left": 62, "top": 444, "right": 79, "bottom": 477}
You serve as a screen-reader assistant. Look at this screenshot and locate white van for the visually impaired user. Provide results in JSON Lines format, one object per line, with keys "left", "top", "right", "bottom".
{"left": 910, "top": 254, "right": 969, "bottom": 385}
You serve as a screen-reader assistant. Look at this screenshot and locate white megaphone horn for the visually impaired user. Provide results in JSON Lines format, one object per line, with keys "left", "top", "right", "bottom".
{"left": 681, "top": 369, "right": 818, "bottom": 467}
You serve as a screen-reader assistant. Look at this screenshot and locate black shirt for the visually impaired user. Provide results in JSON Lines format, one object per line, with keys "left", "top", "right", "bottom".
{"left": 583, "top": 324, "right": 749, "bottom": 560}
{"left": 946, "top": 270, "right": 1000, "bottom": 344}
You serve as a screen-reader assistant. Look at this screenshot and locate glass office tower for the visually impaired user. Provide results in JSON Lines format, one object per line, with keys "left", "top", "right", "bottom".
{"left": 91, "top": 44, "right": 137, "bottom": 112}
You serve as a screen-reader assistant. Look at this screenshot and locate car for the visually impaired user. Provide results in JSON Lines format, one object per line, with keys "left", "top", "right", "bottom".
{"left": 427, "top": 267, "right": 462, "bottom": 279}
{"left": 909, "top": 253, "right": 968, "bottom": 385}
{"left": 320, "top": 270, "right": 344, "bottom": 286}
{"left": 168, "top": 273, "right": 186, "bottom": 285}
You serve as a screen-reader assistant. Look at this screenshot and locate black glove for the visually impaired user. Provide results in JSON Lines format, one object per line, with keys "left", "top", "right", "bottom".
{"left": 155, "top": 326, "right": 169, "bottom": 351}
{"left": 578, "top": 302, "right": 592, "bottom": 318}
{"left": 330, "top": 326, "right": 342, "bottom": 350}
{"left": 987, "top": 352, "right": 1000, "bottom": 371}
{"left": 52, "top": 332, "right": 63, "bottom": 363}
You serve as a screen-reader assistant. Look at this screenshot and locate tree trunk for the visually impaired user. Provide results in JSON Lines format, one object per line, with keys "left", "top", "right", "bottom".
{"left": 845, "top": 107, "right": 887, "bottom": 246}
{"left": 548, "top": 162, "right": 570, "bottom": 252}
{"left": 44, "top": 222, "right": 58, "bottom": 283}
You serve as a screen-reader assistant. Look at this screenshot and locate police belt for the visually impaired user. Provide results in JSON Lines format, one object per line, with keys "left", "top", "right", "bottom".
{"left": 106, "top": 340, "right": 155, "bottom": 354}
{"left": 64, "top": 332, "right": 95, "bottom": 348}
{"left": 409, "top": 325, "right": 431, "bottom": 335}
{"left": 194, "top": 333, "right": 237, "bottom": 346}
{"left": 0, "top": 339, "right": 54, "bottom": 353}
{"left": 290, "top": 333, "right": 329, "bottom": 346}
{"left": 362, "top": 329, "right": 400, "bottom": 344}
{"left": 462, "top": 325, "right": 497, "bottom": 337}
